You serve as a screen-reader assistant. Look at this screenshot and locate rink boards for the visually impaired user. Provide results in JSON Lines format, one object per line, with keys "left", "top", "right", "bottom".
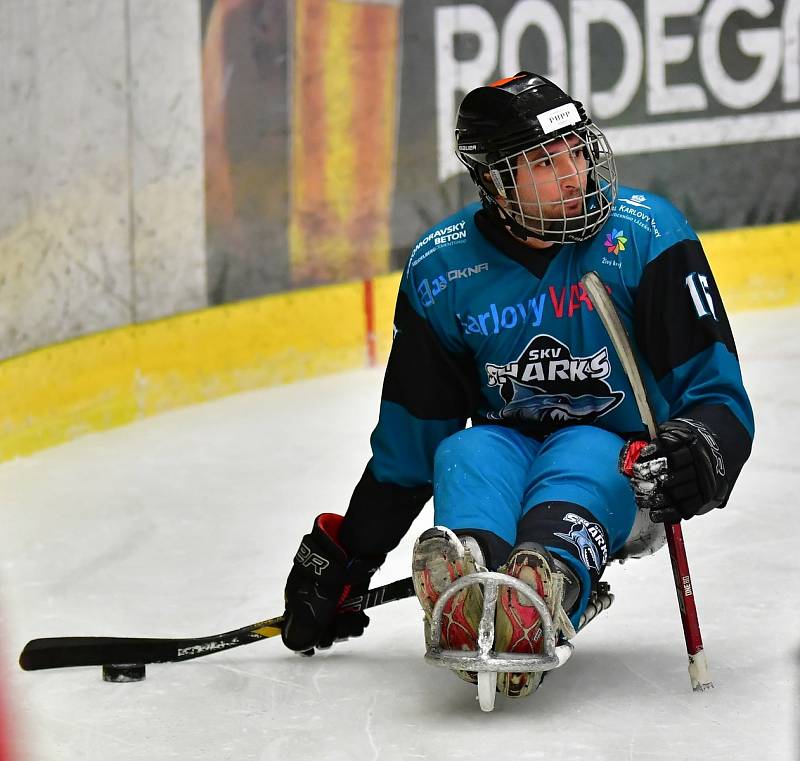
{"left": 1, "top": 220, "right": 798, "bottom": 461}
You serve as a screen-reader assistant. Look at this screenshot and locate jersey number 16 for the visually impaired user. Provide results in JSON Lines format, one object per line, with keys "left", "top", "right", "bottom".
{"left": 685, "top": 273, "right": 717, "bottom": 320}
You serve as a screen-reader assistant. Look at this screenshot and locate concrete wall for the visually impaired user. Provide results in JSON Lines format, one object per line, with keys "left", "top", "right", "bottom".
{"left": 0, "top": 0, "right": 206, "bottom": 360}
{"left": 1, "top": 0, "right": 798, "bottom": 464}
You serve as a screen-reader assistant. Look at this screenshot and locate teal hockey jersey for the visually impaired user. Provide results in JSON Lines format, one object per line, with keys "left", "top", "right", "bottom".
{"left": 339, "top": 187, "right": 754, "bottom": 556}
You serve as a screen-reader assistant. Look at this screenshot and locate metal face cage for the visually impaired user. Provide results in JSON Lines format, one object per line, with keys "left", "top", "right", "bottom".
{"left": 487, "top": 125, "right": 618, "bottom": 243}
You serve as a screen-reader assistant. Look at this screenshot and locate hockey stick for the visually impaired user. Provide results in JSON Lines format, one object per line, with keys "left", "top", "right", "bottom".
{"left": 581, "top": 271, "right": 713, "bottom": 692}
{"left": 19, "top": 576, "right": 416, "bottom": 674}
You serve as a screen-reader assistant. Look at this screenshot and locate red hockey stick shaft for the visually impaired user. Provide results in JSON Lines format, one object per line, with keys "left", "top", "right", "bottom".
{"left": 666, "top": 522, "right": 712, "bottom": 689}
{"left": 666, "top": 524, "right": 703, "bottom": 654}
{"left": 581, "top": 272, "right": 713, "bottom": 691}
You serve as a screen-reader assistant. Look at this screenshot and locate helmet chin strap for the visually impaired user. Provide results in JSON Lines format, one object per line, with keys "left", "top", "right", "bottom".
{"left": 479, "top": 188, "right": 542, "bottom": 243}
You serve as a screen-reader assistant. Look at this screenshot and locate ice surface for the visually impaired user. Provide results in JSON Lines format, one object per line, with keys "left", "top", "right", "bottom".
{"left": 1, "top": 307, "right": 798, "bottom": 761}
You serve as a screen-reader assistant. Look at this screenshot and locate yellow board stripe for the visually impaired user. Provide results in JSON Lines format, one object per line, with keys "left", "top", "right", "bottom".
{"left": 0, "top": 221, "right": 797, "bottom": 463}
{"left": 374, "top": 269, "right": 401, "bottom": 359}
{"left": 0, "top": 280, "right": 365, "bottom": 461}
{"left": 701, "top": 222, "right": 800, "bottom": 311}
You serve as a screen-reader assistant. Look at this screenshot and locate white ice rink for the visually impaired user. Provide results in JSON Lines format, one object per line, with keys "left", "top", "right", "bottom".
{"left": 2, "top": 306, "right": 798, "bottom": 761}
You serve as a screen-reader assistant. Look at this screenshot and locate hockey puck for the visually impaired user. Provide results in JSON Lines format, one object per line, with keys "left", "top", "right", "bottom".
{"left": 102, "top": 663, "right": 146, "bottom": 682}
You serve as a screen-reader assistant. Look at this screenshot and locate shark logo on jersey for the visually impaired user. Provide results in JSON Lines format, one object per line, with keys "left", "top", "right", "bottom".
{"left": 485, "top": 335, "right": 624, "bottom": 429}
{"left": 554, "top": 513, "right": 608, "bottom": 572}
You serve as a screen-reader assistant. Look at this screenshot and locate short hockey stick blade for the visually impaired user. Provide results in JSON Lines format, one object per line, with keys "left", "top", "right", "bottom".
{"left": 688, "top": 649, "right": 713, "bottom": 692}
{"left": 580, "top": 271, "right": 713, "bottom": 691}
{"left": 20, "top": 576, "right": 415, "bottom": 672}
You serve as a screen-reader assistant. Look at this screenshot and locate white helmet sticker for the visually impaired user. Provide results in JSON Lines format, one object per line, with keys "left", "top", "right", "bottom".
{"left": 537, "top": 103, "right": 581, "bottom": 134}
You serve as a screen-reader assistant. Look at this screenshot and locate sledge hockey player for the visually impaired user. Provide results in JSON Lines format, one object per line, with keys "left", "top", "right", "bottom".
{"left": 280, "top": 72, "right": 754, "bottom": 700}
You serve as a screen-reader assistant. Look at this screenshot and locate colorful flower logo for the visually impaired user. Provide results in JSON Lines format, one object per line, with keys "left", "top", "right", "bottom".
{"left": 604, "top": 229, "right": 627, "bottom": 255}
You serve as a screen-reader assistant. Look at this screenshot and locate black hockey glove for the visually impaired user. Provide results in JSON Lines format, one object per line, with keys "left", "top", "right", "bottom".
{"left": 282, "top": 513, "right": 384, "bottom": 655}
{"left": 620, "top": 418, "right": 729, "bottom": 523}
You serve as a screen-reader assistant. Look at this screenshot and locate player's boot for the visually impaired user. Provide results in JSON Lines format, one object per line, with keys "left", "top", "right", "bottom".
{"left": 412, "top": 526, "right": 486, "bottom": 684}
{"left": 494, "top": 544, "right": 577, "bottom": 698}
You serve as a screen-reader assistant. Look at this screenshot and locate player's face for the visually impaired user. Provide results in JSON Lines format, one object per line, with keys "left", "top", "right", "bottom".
{"left": 511, "top": 135, "right": 588, "bottom": 220}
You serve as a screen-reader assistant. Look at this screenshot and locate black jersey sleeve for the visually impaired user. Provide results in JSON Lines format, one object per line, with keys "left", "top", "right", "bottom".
{"left": 340, "top": 270, "right": 481, "bottom": 557}
{"left": 633, "top": 237, "right": 754, "bottom": 505}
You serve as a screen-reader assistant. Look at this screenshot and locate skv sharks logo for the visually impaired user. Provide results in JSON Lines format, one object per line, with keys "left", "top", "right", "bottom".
{"left": 554, "top": 513, "right": 608, "bottom": 572}
{"left": 485, "top": 334, "right": 624, "bottom": 429}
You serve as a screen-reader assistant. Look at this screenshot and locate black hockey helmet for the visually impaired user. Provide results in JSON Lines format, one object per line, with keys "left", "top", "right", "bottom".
{"left": 455, "top": 72, "right": 617, "bottom": 243}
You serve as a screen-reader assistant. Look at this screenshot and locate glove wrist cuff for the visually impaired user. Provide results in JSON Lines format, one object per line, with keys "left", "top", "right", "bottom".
{"left": 620, "top": 439, "right": 649, "bottom": 477}
{"left": 290, "top": 513, "right": 348, "bottom": 588}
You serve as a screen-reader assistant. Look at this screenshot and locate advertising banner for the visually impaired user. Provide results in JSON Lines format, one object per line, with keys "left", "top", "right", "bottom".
{"left": 393, "top": 0, "right": 800, "bottom": 266}
{"left": 290, "top": 0, "right": 400, "bottom": 286}
{"left": 201, "top": 0, "right": 400, "bottom": 303}
{"left": 202, "top": 0, "right": 800, "bottom": 300}
{"left": 202, "top": 0, "right": 291, "bottom": 303}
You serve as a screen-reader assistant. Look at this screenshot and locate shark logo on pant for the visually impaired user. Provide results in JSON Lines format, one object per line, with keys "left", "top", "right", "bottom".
{"left": 554, "top": 513, "right": 608, "bottom": 572}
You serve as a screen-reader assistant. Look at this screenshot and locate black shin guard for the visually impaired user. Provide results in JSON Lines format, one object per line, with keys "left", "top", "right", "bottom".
{"left": 453, "top": 528, "right": 512, "bottom": 571}
{"left": 516, "top": 501, "right": 610, "bottom": 613}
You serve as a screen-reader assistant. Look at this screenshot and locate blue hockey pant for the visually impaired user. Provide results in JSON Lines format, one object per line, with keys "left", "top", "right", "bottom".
{"left": 432, "top": 424, "right": 638, "bottom": 625}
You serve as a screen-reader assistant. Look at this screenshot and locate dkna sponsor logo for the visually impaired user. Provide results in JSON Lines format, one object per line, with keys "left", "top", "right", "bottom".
{"left": 417, "top": 262, "right": 488, "bottom": 307}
